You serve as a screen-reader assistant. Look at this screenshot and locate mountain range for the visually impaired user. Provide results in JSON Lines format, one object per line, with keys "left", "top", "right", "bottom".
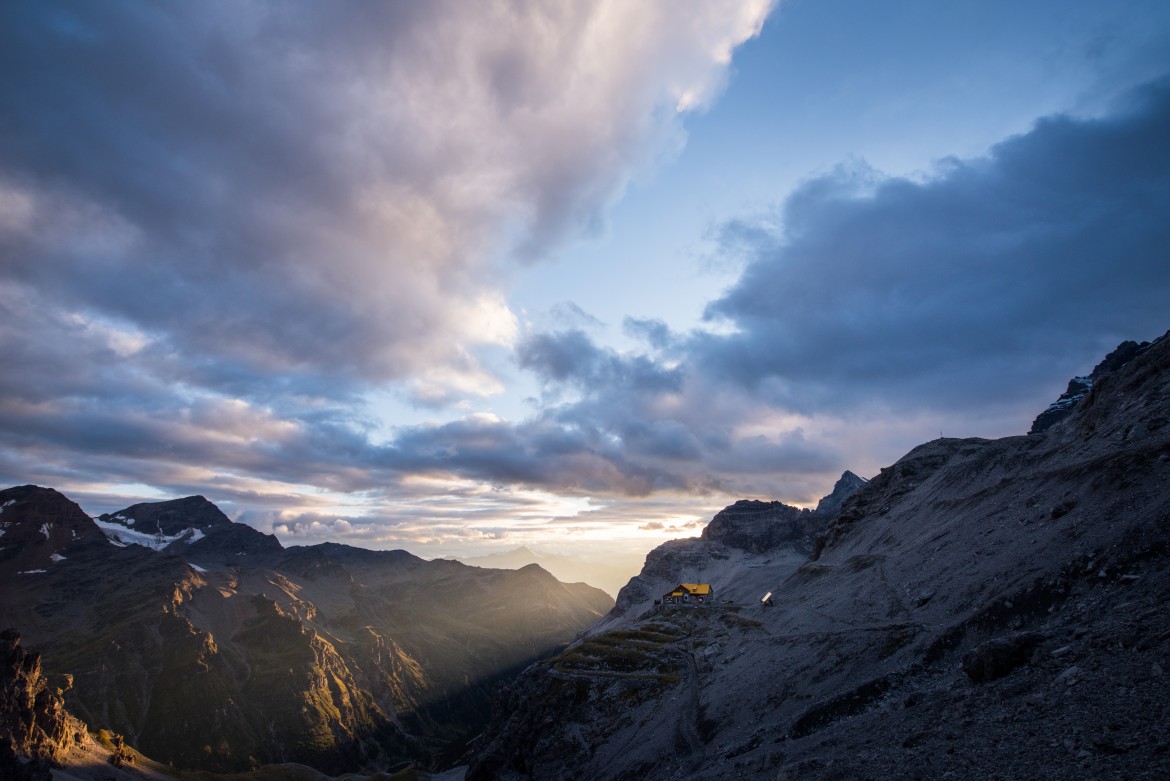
{"left": 453, "top": 546, "right": 647, "bottom": 599}
{"left": 0, "top": 489, "right": 611, "bottom": 775}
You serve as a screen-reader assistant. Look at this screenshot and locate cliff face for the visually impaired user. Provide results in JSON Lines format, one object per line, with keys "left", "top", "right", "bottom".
{"left": 0, "top": 488, "right": 613, "bottom": 774}
{"left": 595, "top": 471, "right": 866, "bottom": 635}
{"left": 0, "top": 629, "right": 86, "bottom": 778}
{"left": 1028, "top": 338, "right": 1151, "bottom": 433}
{"left": 467, "top": 332, "right": 1170, "bottom": 781}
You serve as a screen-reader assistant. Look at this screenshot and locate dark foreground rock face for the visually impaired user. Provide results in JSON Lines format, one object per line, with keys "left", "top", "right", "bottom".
{"left": 467, "top": 331, "right": 1170, "bottom": 781}
{"left": 961, "top": 632, "right": 1045, "bottom": 682}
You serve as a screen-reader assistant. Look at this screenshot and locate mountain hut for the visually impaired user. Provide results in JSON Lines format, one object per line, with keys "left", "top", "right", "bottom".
{"left": 663, "top": 583, "right": 713, "bottom": 605}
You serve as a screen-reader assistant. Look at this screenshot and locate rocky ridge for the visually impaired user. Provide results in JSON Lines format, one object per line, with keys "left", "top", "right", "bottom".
{"left": 1028, "top": 338, "right": 1151, "bottom": 433}
{"left": 466, "top": 333, "right": 1170, "bottom": 780}
{"left": 0, "top": 487, "right": 108, "bottom": 576}
{"left": 592, "top": 470, "right": 866, "bottom": 635}
{"left": 97, "top": 495, "right": 234, "bottom": 536}
{"left": 455, "top": 546, "right": 643, "bottom": 599}
{"left": 0, "top": 626, "right": 460, "bottom": 781}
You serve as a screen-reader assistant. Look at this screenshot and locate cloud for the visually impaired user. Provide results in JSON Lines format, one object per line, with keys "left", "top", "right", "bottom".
{"left": 8, "top": 3, "right": 1167, "bottom": 557}
{"left": 517, "top": 329, "right": 684, "bottom": 394}
{"left": 430, "top": 332, "right": 842, "bottom": 498}
{"left": 696, "top": 77, "right": 1170, "bottom": 415}
{"left": 470, "top": 76, "right": 1170, "bottom": 506}
{"left": 623, "top": 317, "right": 678, "bottom": 351}
{"left": 0, "top": 0, "right": 773, "bottom": 400}
{"left": 0, "top": 0, "right": 778, "bottom": 530}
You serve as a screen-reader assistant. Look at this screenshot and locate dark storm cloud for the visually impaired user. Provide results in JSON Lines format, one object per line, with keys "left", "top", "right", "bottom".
{"left": 469, "top": 79, "right": 1170, "bottom": 501}
{"left": 4, "top": 1, "right": 765, "bottom": 401}
{"left": 387, "top": 415, "right": 666, "bottom": 495}
{"left": 697, "top": 77, "right": 1170, "bottom": 414}
{"left": 439, "top": 329, "right": 842, "bottom": 493}
{"left": 517, "top": 329, "right": 683, "bottom": 392}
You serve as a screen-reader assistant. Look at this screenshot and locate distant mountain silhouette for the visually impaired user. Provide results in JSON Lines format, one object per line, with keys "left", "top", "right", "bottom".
{"left": 455, "top": 544, "right": 646, "bottom": 598}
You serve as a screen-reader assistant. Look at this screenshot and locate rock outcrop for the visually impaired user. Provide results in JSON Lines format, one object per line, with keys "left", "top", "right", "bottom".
{"left": 467, "top": 330, "right": 1170, "bottom": 780}
{"left": 1029, "top": 338, "right": 1151, "bottom": 433}
{"left": 594, "top": 470, "right": 867, "bottom": 635}
{"left": 0, "top": 629, "right": 86, "bottom": 779}
{"left": 813, "top": 469, "right": 868, "bottom": 516}
{"left": 701, "top": 499, "right": 809, "bottom": 554}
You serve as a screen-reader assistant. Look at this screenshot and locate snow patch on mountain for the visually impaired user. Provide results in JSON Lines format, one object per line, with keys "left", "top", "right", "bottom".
{"left": 93, "top": 518, "right": 206, "bottom": 551}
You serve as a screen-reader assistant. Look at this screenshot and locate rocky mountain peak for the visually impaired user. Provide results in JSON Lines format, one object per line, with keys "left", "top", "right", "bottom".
{"left": 0, "top": 486, "right": 107, "bottom": 577}
{"left": 700, "top": 499, "right": 809, "bottom": 553}
{"left": 1029, "top": 338, "right": 1153, "bottom": 433}
{"left": 516, "top": 561, "right": 556, "bottom": 580}
{"left": 97, "top": 495, "right": 232, "bottom": 536}
{"left": 92, "top": 495, "right": 282, "bottom": 562}
{"left": 814, "top": 469, "right": 870, "bottom": 517}
{"left": 699, "top": 471, "right": 869, "bottom": 555}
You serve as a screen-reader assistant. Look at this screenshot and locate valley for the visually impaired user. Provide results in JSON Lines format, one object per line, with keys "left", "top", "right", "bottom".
{"left": 0, "top": 490, "right": 610, "bottom": 776}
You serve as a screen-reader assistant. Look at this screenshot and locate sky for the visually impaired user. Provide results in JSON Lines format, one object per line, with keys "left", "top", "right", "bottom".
{"left": 2, "top": 0, "right": 1169, "bottom": 567}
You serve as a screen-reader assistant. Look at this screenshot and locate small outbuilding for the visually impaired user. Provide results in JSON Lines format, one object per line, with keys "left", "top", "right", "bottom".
{"left": 663, "top": 583, "right": 713, "bottom": 605}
